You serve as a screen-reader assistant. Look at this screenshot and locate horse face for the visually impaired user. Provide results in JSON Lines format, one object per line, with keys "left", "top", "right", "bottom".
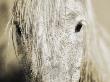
{"left": 13, "top": 0, "right": 87, "bottom": 82}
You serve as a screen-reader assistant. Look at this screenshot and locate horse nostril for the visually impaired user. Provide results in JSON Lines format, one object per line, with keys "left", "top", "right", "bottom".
{"left": 75, "top": 21, "right": 83, "bottom": 33}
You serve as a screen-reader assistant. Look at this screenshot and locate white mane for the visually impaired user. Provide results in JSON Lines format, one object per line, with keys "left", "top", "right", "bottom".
{"left": 85, "top": 0, "right": 110, "bottom": 82}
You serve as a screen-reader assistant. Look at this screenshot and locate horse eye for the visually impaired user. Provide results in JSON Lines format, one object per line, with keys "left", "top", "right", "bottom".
{"left": 75, "top": 21, "right": 83, "bottom": 33}
{"left": 14, "top": 21, "right": 21, "bottom": 37}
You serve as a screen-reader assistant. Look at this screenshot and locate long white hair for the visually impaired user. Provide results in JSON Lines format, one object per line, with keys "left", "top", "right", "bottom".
{"left": 80, "top": 0, "right": 110, "bottom": 82}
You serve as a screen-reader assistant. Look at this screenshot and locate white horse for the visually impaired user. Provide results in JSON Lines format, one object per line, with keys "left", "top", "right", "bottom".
{"left": 0, "top": 0, "right": 110, "bottom": 82}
